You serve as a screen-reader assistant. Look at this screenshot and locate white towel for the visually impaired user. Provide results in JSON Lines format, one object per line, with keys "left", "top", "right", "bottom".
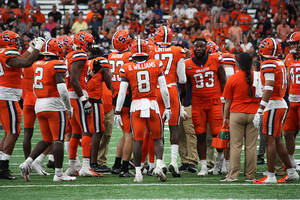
{"left": 252, "top": 71, "right": 263, "bottom": 98}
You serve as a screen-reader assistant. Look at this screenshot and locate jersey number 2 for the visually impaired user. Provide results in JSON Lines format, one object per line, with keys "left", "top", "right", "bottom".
{"left": 34, "top": 67, "right": 44, "bottom": 89}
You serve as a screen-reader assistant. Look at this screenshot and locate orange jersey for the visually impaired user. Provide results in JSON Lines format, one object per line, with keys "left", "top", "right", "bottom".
{"left": 65, "top": 50, "right": 89, "bottom": 92}
{"left": 32, "top": 60, "right": 67, "bottom": 98}
{"left": 237, "top": 14, "right": 252, "bottom": 31}
{"left": 106, "top": 3, "right": 118, "bottom": 15}
{"left": 221, "top": 53, "right": 237, "bottom": 71}
{"left": 185, "top": 54, "right": 223, "bottom": 104}
{"left": 24, "top": 67, "right": 34, "bottom": 92}
{"left": 87, "top": 57, "right": 109, "bottom": 99}
{"left": 108, "top": 51, "right": 132, "bottom": 98}
{"left": 202, "top": 30, "right": 213, "bottom": 41}
{"left": 149, "top": 45, "right": 185, "bottom": 85}
{"left": 286, "top": 54, "right": 300, "bottom": 95}
{"left": 0, "top": 48, "right": 22, "bottom": 89}
{"left": 120, "top": 59, "right": 163, "bottom": 101}
{"left": 260, "top": 59, "right": 286, "bottom": 100}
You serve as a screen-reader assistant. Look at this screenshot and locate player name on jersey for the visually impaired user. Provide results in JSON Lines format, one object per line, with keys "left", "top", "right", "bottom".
{"left": 110, "top": 54, "right": 126, "bottom": 59}
{"left": 128, "top": 62, "right": 156, "bottom": 71}
{"left": 154, "top": 47, "right": 172, "bottom": 52}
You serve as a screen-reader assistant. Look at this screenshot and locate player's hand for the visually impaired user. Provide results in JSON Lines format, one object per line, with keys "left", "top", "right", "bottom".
{"left": 114, "top": 114, "right": 123, "bottom": 130}
{"left": 162, "top": 108, "right": 171, "bottom": 123}
{"left": 81, "top": 99, "right": 92, "bottom": 114}
{"left": 180, "top": 106, "right": 188, "bottom": 121}
{"left": 92, "top": 59, "right": 103, "bottom": 74}
{"left": 253, "top": 112, "right": 263, "bottom": 129}
{"left": 34, "top": 37, "right": 46, "bottom": 51}
{"left": 67, "top": 107, "right": 73, "bottom": 120}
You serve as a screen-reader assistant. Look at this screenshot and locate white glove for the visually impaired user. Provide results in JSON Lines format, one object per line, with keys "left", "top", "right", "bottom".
{"left": 79, "top": 96, "right": 92, "bottom": 114}
{"left": 34, "top": 37, "right": 46, "bottom": 51}
{"left": 180, "top": 106, "right": 188, "bottom": 121}
{"left": 114, "top": 114, "right": 123, "bottom": 130}
{"left": 162, "top": 108, "right": 171, "bottom": 123}
{"left": 27, "top": 39, "right": 35, "bottom": 53}
{"left": 67, "top": 107, "right": 73, "bottom": 120}
{"left": 253, "top": 112, "right": 263, "bottom": 129}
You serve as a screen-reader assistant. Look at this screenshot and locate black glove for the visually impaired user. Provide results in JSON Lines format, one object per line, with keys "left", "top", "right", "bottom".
{"left": 92, "top": 59, "right": 103, "bottom": 74}
{"left": 81, "top": 99, "right": 92, "bottom": 114}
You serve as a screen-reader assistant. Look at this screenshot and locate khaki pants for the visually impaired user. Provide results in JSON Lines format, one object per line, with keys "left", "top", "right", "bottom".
{"left": 178, "top": 106, "right": 198, "bottom": 166}
{"left": 226, "top": 112, "right": 258, "bottom": 180}
{"left": 97, "top": 109, "right": 114, "bottom": 166}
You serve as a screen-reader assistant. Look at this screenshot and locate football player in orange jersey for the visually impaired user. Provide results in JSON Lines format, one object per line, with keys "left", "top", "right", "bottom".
{"left": 19, "top": 38, "right": 76, "bottom": 182}
{"left": 253, "top": 38, "right": 299, "bottom": 183}
{"left": 87, "top": 47, "right": 114, "bottom": 173}
{"left": 150, "top": 26, "right": 187, "bottom": 177}
{"left": 115, "top": 39, "right": 171, "bottom": 182}
{"left": 64, "top": 32, "right": 103, "bottom": 177}
{"left": 283, "top": 32, "right": 300, "bottom": 171}
{"left": 109, "top": 30, "right": 136, "bottom": 177}
{"left": 185, "top": 38, "right": 226, "bottom": 177}
{"left": 0, "top": 31, "right": 45, "bottom": 180}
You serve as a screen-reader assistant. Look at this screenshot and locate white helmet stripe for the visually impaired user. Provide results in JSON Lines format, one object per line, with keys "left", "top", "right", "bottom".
{"left": 163, "top": 26, "right": 168, "bottom": 43}
{"left": 137, "top": 39, "right": 141, "bottom": 53}
{"left": 45, "top": 39, "right": 52, "bottom": 52}
{"left": 270, "top": 37, "right": 277, "bottom": 57}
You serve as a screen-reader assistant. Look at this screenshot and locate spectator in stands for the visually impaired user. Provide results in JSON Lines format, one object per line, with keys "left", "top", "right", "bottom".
{"left": 89, "top": 14, "right": 102, "bottom": 34}
{"left": 261, "top": 27, "right": 272, "bottom": 40}
{"left": 88, "top": 0, "right": 98, "bottom": 7}
{"left": 17, "top": 15, "right": 26, "bottom": 32}
{"left": 107, "top": 0, "right": 119, "bottom": 16}
{"left": 62, "top": 12, "right": 72, "bottom": 34}
{"left": 96, "top": 2, "right": 105, "bottom": 22}
{"left": 58, "top": 27, "right": 67, "bottom": 37}
{"left": 108, "top": 26, "right": 116, "bottom": 38}
{"left": 102, "top": 8, "right": 117, "bottom": 32}
{"left": 146, "top": 0, "right": 157, "bottom": 10}
{"left": 255, "top": 4, "right": 266, "bottom": 20}
{"left": 274, "top": 14, "right": 283, "bottom": 30}
{"left": 88, "top": 25, "right": 100, "bottom": 43}
{"left": 20, "top": 0, "right": 36, "bottom": 9}
{"left": 71, "top": 5, "right": 80, "bottom": 24}
{"left": 217, "top": 8, "right": 232, "bottom": 32}
{"left": 75, "top": 0, "right": 88, "bottom": 5}
{"left": 38, "top": 22, "right": 51, "bottom": 39}
{"left": 172, "top": 29, "right": 182, "bottom": 42}
{"left": 246, "top": 29, "right": 257, "bottom": 49}
{"left": 211, "top": 0, "right": 222, "bottom": 17}
{"left": 187, "top": 19, "right": 199, "bottom": 33}
{"left": 7, "top": 0, "right": 18, "bottom": 9}
{"left": 71, "top": 12, "right": 88, "bottom": 34}
{"left": 228, "top": 19, "right": 242, "bottom": 43}
{"left": 237, "top": 7, "right": 252, "bottom": 37}
{"left": 116, "top": 18, "right": 128, "bottom": 31}
{"left": 161, "top": 0, "right": 172, "bottom": 15}
{"left": 139, "top": 3, "right": 151, "bottom": 21}
{"left": 153, "top": 14, "right": 163, "bottom": 28}
{"left": 32, "top": 17, "right": 41, "bottom": 32}
{"left": 87, "top": 4, "right": 101, "bottom": 22}
{"left": 133, "top": 0, "right": 143, "bottom": 18}
{"left": 5, "top": 11, "right": 16, "bottom": 29}
{"left": 23, "top": 25, "right": 34, "bottom": 39}
{"left": 144, "top": 20, "right": 156, "bottom": 37}
{"left": 276, "top": 18, "right": 291, "bottom": 41}
{"left": 223, "top": 0, "right": 235, "bottom": 13}
{"left": 186, "top": 1, "right": 197, "bottom": 20}
{"left": 174, "top": 2, "right": 186, "bottom": 19}
{"left": 123, "top": 3, "right": 133, "bottom": 19}
{"left": 19, "top": 6, "right": 28, "bottom": 23}
{"left": 231, "top": 43, "right": 243, "bottom": 59}
{"left": 46, "top": 16, "right": 56, "bottom": 33}
{"left": 99, "top": 31, "right": 111, "bottom": 49}
{"left": 51, "top": 20, "right": 62, "bottom": 38}
{"left": 216, "top": 36, "right": 227, "bottom": 53}
{"left": 272, "top": 7, "right": 286, "bottom": 25}
{"left": 241, "top": 36, "right": 253, "bottom": 53}
{"left": 11, "top": 20, "right": 20, "bottom": 32}
{"left": 34, "top": 5, "right": 46, "bottom": 24}
{"left": 226, "top": 34, "right": 237, "bottom": 52}
{"left": 23, "top": 20, "right": 36, "bottom": 34}
{"left": 1, "top": 6, "right": 11, "bottom": 24}
{"left": 129, "top": 16, "right": 140, "bottom": 34}
{"left": 293, "top": 21, "right": 300, "bottom": 33}
{"left": 27, "top": 10, "right": 36, "bottom": 23}
{"left": 231, "top": 3, "right": 242, "bottom": 21}
{"left": 249, "top": 46, "right": 257, "bottom": 58}
{"left": 48, "top": 5, "right": 62, "bottom": 23}
{"left": 152, "top": 2, "right": 163, "bottom": 19}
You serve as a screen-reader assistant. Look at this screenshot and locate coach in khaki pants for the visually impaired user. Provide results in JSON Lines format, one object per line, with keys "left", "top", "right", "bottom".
{"left": 221, "top": 53, "right": 260, "bottom": 181}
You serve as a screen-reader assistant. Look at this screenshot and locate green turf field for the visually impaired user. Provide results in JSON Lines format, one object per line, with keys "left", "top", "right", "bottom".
{"left": 0, "top": 121, "right": 300, "bottom": 200}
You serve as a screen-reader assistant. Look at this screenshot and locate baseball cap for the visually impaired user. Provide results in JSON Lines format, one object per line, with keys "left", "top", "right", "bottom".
{"left": 221, "top": 8, "right": 226, "bottom": 11}
{"left": 103, "top": 31, "right": 108, "bottom": 34}
{"left": 243, "top": 7, "right": 247, "bottom": 10}
{"left": 102, "top": 49, "right": 112, "bottom": 56}
{"left": 175, "top": 40, "right": 190, "bottom": 49}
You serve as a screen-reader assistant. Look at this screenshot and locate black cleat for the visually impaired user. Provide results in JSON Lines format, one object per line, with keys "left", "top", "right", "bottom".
{"left": 0, "top": 160, "right": 16, "bottom": 180}
{"left": 47, "top": 160, "right": 55, "bottom": 170}
{"left": 119, "top": 171, "right": 134, "bottom": 177}
{"left": 111, "top": 166, "right": 122, "bottom": 174}
{"left": 169, "top": 164, "right": 181, "bottom": 177}
{"left": 162, "top": 167, "right": 167, "bottom": 175}
{"left": 128, "top": 159, "right": 135, "bottom": 170}
{"left": 179, "top": 164, "right": 189, "bottom": 171}
{"left": 97, "top": 165, "right": 111, "bottom": 173}
{"left": 257, "top": 155, "right": 265, "bottom": 165}
{"left": 147, "top": 168, "right": 155, "bottom": 176}
{"left": 91, "top": 163, "right": 103, "bottom": 173}
{"left": 187, "top": 164, "right": 198, "bottom": 173}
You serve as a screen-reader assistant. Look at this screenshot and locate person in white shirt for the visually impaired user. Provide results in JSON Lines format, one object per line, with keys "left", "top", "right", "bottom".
{"left": 241, "top": 36, "right": 253, "bottom": 53}
{"left": 185, "top": 1, "right": 198, "bottom": 19}
{"left": 133, "top": 0, "right": 144, "bottom": 16}
{"left": 174, "top": 2, "right": 186, "bottom": 19}
{"left": 38, "top": 23, "right": 51, "bottom": 40}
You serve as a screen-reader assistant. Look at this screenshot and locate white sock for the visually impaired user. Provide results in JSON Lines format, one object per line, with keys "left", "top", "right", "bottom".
{"left": 35, "top": 154, "right": 46, "bottom": 163}
{"left": 267, "top": 172, "right": 275, "bottom": 178}
{"left": 149, "top": 162, "right": 155, "bottom": 170}
{"left": 68, "top": 159, "right": 75, "bottom": 168}
{"left": 135, "top": 166, "right": 142, "bottom": 175}
{"left": 171, "top": 144, "right": 178, "bottom": 163}
{"left": 1, "top": 153, "right": 11, "bottom": 161}
{"left": 48, "top": 154, "right": 54, "bottom": 161}
{"left": 200, "top": 160, "right": 207, "bottom": 170}
{"left": 225, "top": 159, "right": 229, "bottom": 165}
{"left": 141, "top": 162, "right": 144, "bottom": 169}
{"left": 216, "top": 152, "right": 224, "bottom": 161}
{"left": 82, "top": 158, "right": 90, "bottom": 168}
{"left": 288, "top": 154, "right": 296, "bottom": 167}
{"left": 0, "top": 151, "right": 3, "bottom": 160}
{"left": 65, "top": 142, "right": 70, "bottom": 155}
{"left": 157, "top": 159, "right": 163, "bottom": 168}
{"left": 55, "top": 168, "right": 63, "bottom": 176}
{"left": 75, "top": 156, "right": 81, "bottom": 166}
{"left": 25, "top": 157, "right": 34, "bottom": 167}
{"left": 287, "top": 168, "right": 296, "bottom": 176}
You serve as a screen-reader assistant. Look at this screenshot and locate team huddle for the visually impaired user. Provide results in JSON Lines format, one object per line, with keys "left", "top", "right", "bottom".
{"left": 0, "top": 26, "right": 300, "bottom": 183}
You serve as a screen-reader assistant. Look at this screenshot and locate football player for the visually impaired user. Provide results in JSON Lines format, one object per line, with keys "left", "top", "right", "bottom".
{"left": 114, "top": 39, "right": 170, "bottom": 182}
{"left": 253, "top": 38, "right": 299, "bottom": 183}
{"left": 0, "top": 31, "right": 45, "bottom": 180}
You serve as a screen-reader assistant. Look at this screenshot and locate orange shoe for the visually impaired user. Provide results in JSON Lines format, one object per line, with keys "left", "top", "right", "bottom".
{"left": 253, "top": 176, "right": 277, "bottom": 184}
{"left": 79, "top": 168, "right": 104, "bottom": 177}
{"left": 277, "top": 172, "right": 299, "bottom": 183}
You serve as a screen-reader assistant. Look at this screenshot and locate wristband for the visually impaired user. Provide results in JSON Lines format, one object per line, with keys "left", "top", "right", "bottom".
{"left": 79, "top": 96, "right": 86, "bottom": 101}
{"left": 264, "top": 86, "right": 273, "bottom": 91}
{"left": 90, "top": 71, "right": 95, "bottom": 77}
{"left": 257, "top": 108, "right": 264, "bottom": 113}
{"left": 260, "top": 100, "right": 268, "bottom": 107}
{"left": 27, "top": 47, "right": 34, "bottom": 53}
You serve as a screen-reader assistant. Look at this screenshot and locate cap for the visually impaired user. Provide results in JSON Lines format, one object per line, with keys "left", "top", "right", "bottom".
{"left": 103, "top": 31, "right": 108, "bottom": 34}
{"left": 221, "top": 8, "right": 226, "bottom": 11}
{"left": 102, "top": 49, "right": 112, "bottom": 56}
{"left": 175, "top": 40, "right": 190, "bottom": 49}
{"left": 243, "top": 7, "right": 247, "bottom": 10}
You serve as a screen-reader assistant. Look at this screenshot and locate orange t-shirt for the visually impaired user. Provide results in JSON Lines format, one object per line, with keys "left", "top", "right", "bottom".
{"left": 129, "top": 22, "right": 140, "bottom": 34}
{"left": 106, "top": 3, "right": 118, "bottom": 15}
{"left": 86, "top": 11, "right": 102, "bottom": 22}
{"left": 223, "top": 70, "right": 260, "bottom": 113}
{"left": 230, "top": 10, "right": 241, "bottom": 20}
{"left": 34, "top": 12, "right": 46, "bottom": 24}
{"left": 237, "top": 14, "right": 252, "bottom": 31}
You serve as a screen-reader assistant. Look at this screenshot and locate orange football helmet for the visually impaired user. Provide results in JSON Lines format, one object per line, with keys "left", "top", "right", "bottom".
{"left": 145, "top": 38, "right": 155, "bottom": 47}
{"left": 74, "top": 31, "right": 94, "bottom": 52}
{"left": 43, "top": 39, "right": 65, "bottom": 60}
{"left": 288, "top": 32, "right": 300, "bottom": 54}
{"left": 0, "top": 30, "right": 20, "bottom": 49}
{"left": 112, "top": 29, "right": 134, "bottom": 52}
{"left": 59, "top": 36, "right": 74, "bottom": 53}
{"left": 206, "top": 40, "right": 218, "bottom": 54}
{"left": 154, "top": 26, "right": 173, "bottom": 46}
{"left": 131, "top": 39, "right": 150, "bottom": 57}
{"left": 258, "top": 37, "right": 279, "bottom": 59}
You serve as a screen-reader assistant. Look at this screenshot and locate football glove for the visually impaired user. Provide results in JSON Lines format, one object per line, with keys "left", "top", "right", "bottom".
{"left": 253, "top": 112, "right": 263, "bottom": 129}
{"left": 67, "top": 107, "right": 73, "bottom": 120}
{"left": 34, "top": 37, "right": 46, "bottom": 51}
{"left": 162, "top": 108, "right": 171, "bottom": 123}
{"left": 114, "top": 114, "right": 123, "bottom": 130}
{"left": 180, "top": 106, "right": 188, "bottom": 121}
{"left": 92, "top": 59, "right": 103, "bottom": 74}
{"left": 80, "top": 98, "right": 92, "bottom": 114}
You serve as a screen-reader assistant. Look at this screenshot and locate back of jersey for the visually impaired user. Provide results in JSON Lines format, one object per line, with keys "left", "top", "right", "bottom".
{"left": 149, "top": 45, "right": 185, "bottom": 85}
{"left": 286, "top": 53, "right": 300, "bottom": 95}
{"left": 260, "top": 59, "right": 286, "bottom": 100}
{"left": 33, "top": 60, "right": 67, "bottom": 98}
{"left": 121, "top": 59, "right": 163, "bottom": 101}
{"left": 108, "top": 51, "right": 131, "bottom": 98}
